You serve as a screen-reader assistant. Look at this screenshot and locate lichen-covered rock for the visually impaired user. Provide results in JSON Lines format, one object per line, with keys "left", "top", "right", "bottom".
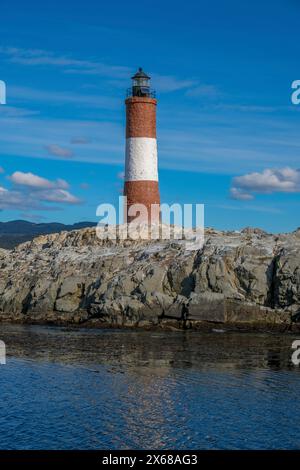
{"left": 0, "top": 225, "right": 299, "bottom": 328}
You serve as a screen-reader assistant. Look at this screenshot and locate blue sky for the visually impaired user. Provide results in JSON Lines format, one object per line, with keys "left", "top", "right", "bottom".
{"left": 0, "top": 0, "right": 299, "bottom": 232}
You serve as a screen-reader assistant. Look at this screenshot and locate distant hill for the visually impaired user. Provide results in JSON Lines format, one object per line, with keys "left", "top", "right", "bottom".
{"left": 0, "top": 220, "right": 97, "bottom": 249}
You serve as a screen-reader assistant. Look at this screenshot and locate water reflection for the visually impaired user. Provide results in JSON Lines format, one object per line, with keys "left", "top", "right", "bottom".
{"left": 0, "top": 324, "right": 298, "bottom": 371}
{"left": 0, "top": 324, "right": 299, "bottom": 449}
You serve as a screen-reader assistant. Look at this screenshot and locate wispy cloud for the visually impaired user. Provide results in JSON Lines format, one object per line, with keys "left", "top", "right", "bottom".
{"left": 186, "top": 84, "right": 220, "bottom": 98}
{"left": 0, "top": 115, "right": 124, "bottom": 164}
{"left": 80, "top": 182, "right": 90, "bottom": 190}
{"left": 215, "top": 203, "right": 283, "bottom": 214}
{"left": 117, "top": 171, "right": 125, "bottom": 180}
{"left": 9, "top": 86, "right": 119, "bottom": 110}
{"left": 0, "top": 46, "right": 131, "bottom": 79}
{"left": 1, "top": 45, "right": 300, "bottom": 175}
{"left": 45, "top": 144, "right": 74, "bottom": 158}
{"left": 19, "top": 212, "right": 47, "bottom": 222}
{"left": 0, "top": 105, "right": 40, "bottom": 117}
{"left": 151, "top": 73, "right": 197, "bottom": 93}
{"left": 1, "top": 110, "right": 299, "bottom": 174}
{"left": 71, "top": 137, "right": 90, "bottom": 144}
{"left": 0, "top": 46, "right": 206, "bottom": 95}
{"left": 213, "top": 104, "right": 278, "bottom": 113}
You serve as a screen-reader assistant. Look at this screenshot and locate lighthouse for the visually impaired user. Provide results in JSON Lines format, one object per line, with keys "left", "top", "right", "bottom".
{"left": 124, "top": 68, "right": 160, "bottom": 224}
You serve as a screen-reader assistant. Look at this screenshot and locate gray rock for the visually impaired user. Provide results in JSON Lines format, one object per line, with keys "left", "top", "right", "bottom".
{"left": 188, "top": 292, "right": 226, "bottom": 322}
{"left": 0, "top": 225, "right": 299, "bottom": 327}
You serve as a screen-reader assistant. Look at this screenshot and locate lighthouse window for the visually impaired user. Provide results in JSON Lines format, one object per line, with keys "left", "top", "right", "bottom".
{"left": 133, "top": 78, "right": 149, "bottom": 87}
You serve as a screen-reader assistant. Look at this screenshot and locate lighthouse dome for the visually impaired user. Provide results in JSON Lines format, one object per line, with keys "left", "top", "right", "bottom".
{"left": 131, "top": 67, "right": 150, "bottom": 80}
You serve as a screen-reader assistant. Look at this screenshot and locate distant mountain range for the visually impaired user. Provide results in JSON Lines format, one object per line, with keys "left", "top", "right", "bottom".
{"left": 0, "top": 220, "right": 97, "bottom": 249}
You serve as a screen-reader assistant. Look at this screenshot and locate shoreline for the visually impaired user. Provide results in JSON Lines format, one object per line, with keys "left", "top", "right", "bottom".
{"left": 1, "top": 317, "right": 300, "bottom": 334}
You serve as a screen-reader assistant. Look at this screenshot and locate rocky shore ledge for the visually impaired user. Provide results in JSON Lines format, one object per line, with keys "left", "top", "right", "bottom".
{"left": 0, "top": 226, "right": 299, "bottom": 331}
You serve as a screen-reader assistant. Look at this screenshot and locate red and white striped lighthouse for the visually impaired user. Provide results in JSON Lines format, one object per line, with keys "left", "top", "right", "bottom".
{"left": 124, "top": 68, "right": 160, "bottom": 224}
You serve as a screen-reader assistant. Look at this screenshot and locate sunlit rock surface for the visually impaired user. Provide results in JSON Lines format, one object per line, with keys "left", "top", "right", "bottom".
{"left": 0, "top": 225, "right": 299, "bottom": 329}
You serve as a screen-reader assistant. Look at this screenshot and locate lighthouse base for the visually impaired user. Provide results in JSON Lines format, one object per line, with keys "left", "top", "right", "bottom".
{"left": 124, "top": 180, "right": 160, "bottom": 224}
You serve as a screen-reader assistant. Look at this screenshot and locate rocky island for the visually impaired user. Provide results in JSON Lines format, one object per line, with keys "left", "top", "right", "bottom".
{"left": 0, "top": 226, "right": 299, "bottom": 331}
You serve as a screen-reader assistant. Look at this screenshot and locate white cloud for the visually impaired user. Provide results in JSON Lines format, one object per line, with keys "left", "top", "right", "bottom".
{"left": 230, "top": 187, "right": 254, "bottom": 200}
{"left": 0, "top": 171, "right": 81, "bottom": 211}
{"left": 45, "top": 144, "right": 74, "bottom": 158}
{"left": 231, "top": 167, "right": 300, "bottom": 200}
{"left": 38, "top": 189, "right": 81, "bottom": 204}
{"left": 9, "top": 171, "right": 69, "bottom": 189}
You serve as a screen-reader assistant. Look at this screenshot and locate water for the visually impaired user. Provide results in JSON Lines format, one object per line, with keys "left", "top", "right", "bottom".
{"left": 0, "top": 324, "right": 300, "bottom": 449}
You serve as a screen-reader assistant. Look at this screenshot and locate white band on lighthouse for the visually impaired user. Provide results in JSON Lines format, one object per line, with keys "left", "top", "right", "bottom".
{"left": 125, "top": 137, "right": 158, "bottom": 182}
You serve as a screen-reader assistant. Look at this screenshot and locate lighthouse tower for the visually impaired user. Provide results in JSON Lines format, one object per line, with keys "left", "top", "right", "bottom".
{"left": 124, "top": 68, "right": 160, "bottom": 224}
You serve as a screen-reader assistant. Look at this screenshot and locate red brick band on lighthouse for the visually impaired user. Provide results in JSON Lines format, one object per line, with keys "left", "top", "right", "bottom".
{"left": 124, "top": 68, "right": 160, "bottom": 224}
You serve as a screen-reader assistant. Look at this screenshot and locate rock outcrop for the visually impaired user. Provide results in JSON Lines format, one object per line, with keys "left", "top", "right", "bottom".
{"left": 0, "top": 226, "right": 299, "bottom": 329}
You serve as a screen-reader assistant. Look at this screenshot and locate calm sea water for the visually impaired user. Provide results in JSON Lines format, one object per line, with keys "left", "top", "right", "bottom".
{"left": 0, "top": 324, "right": 299, "bottom": 450}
